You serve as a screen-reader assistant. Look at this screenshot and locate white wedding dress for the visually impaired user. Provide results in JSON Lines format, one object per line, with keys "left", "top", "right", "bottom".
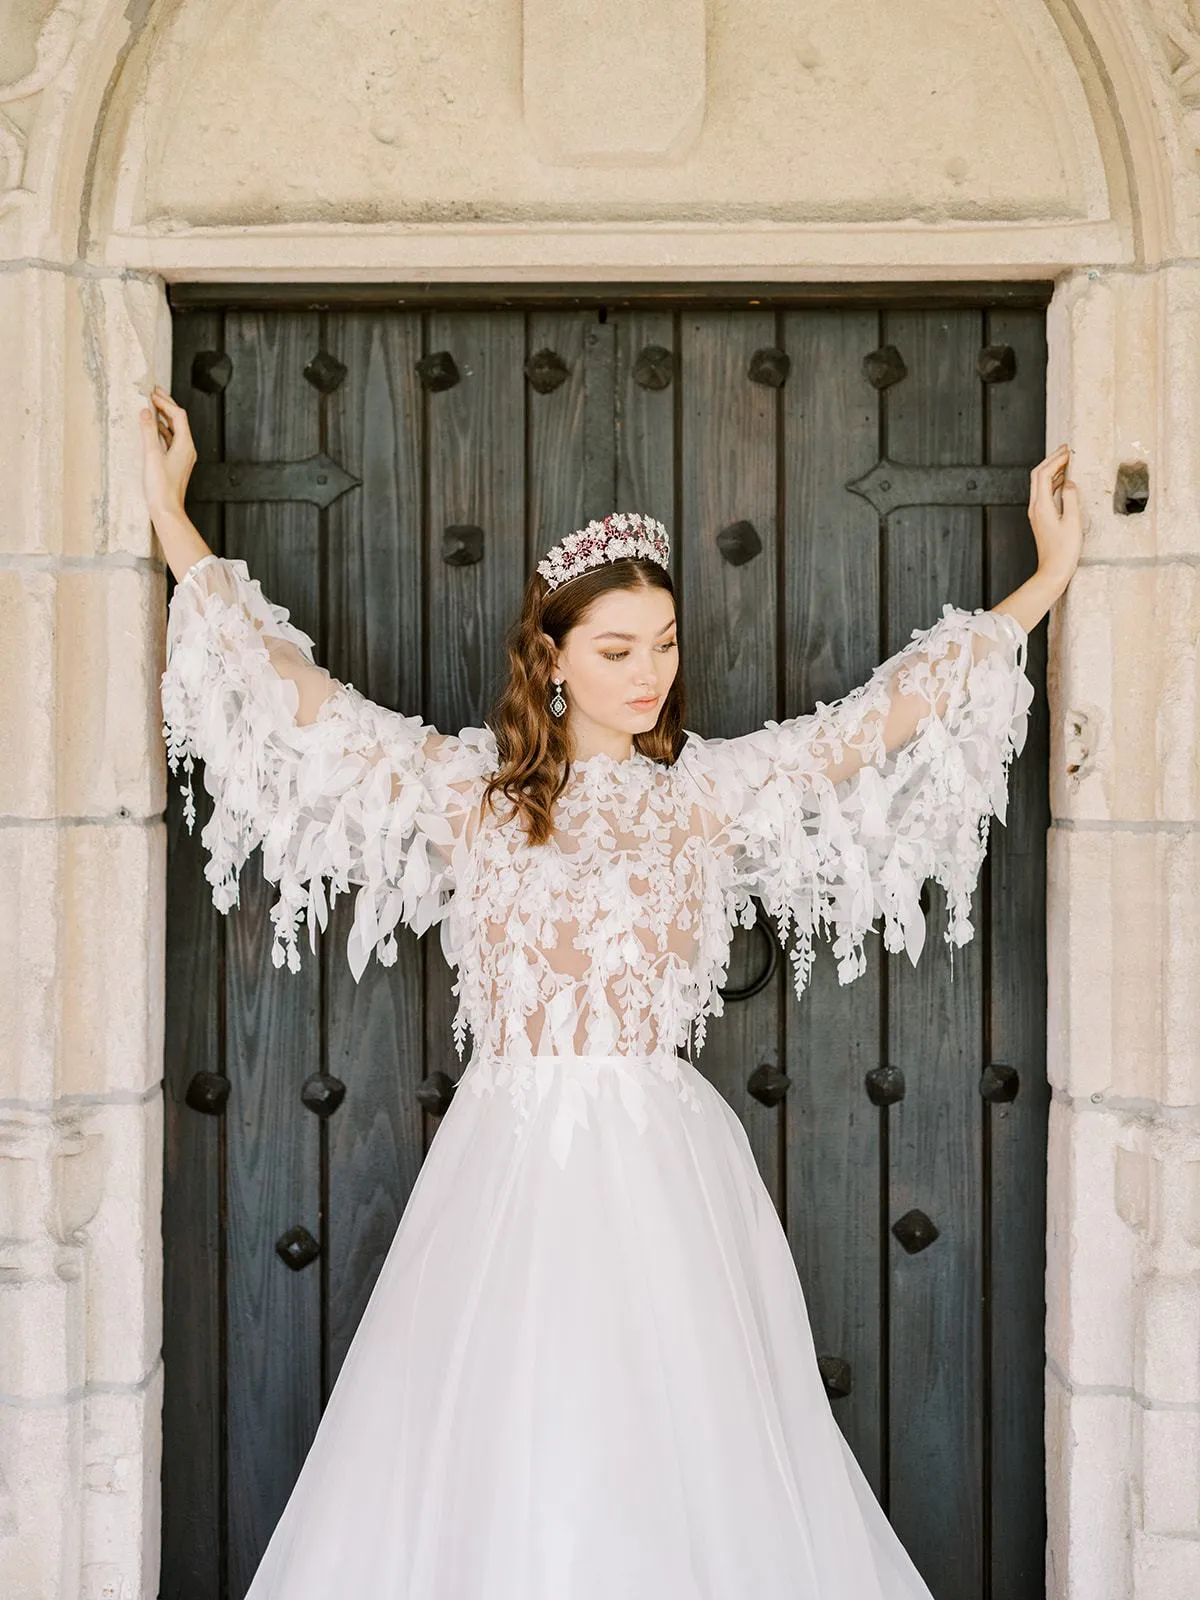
{"left": 161, "top": 552, "right": 1034, "bottom": 1600}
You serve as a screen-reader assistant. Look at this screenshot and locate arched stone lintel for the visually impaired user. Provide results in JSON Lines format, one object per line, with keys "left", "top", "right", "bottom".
{"left": 0, "top": 0, "right": 1182, "bottom": 268}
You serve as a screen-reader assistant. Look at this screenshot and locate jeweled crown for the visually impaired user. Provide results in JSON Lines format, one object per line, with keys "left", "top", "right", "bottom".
{"left": 536, "top": 512, "right": 670, "bottom": 591}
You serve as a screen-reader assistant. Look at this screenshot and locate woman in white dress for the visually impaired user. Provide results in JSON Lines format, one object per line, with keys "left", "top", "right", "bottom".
{"left": 142, "top": 385, "right": 1081, "bottom": 1599}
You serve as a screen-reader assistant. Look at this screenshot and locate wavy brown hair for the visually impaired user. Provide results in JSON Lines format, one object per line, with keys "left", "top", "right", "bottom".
{"left": 481, "top": 557, "right": 686, "bottom": 845}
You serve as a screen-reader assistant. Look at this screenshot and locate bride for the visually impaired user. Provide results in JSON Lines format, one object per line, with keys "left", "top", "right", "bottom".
{"left": 142, "top": 385, "right": 1080, "bottom": 1599}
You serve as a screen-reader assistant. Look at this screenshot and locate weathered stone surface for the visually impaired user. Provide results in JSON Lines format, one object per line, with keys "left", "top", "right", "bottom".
{"left": 79, "top": 1099, "right": 163, "bottom": 1389}
{"left": 523, "top": 0, "right": 705, "bottom": 165}
{"left": 0, "top": 269, "right": 66, "bottom": 556}
{"left": 1050, "top": 559, "right": 1200, "bottom": 825}
{"left": 1156, "top": 563, "right": 1200, "bottom": 824}
{"left": 1137, "top": 1273, "right": 1200, "bottom": 1407}
{"left": 58, "top": 823, "right": 166, "bottom": 1099}
{"left": 89, "top": 0, "right": 1104, "bottom": 226}
{"left": 1045, "top": 1369, "right": 1135, "bottom": 1600}
{"left": 0, "top": 568, "right": 56, "bottom": 814}
{"left": 1139, "top": 1409, "right": 1200, "bottom": 1538}
{"left": 1158, "top": 266, "right": 1200, "bottom": 561}
{"left": 0, "top": 1401, "right": 81, "bottom": 1599}
{"left": 1133, "top": 1526, "right": 1200, "bottom": 1600}
{"left": 0, "top": 826, "right": 57, "bottom": 1104}
{"left": 80, "top": 1369, "right": 164, "bottom": 1597}
{"left": 0, "top": 1271, "right": 81, "bottom": 1401}
{"left": 1047, "top": 826, "right": 1200, "bottom": 1105}
{"left": 1161, "top": 829, "right": 1200, "bottom": 1108}
{"left": 56, "top": 565, "right": 166, "bottom": 818}
{"left": 1046, "top": 271, "right": 1161, "bottom": 567}
{"left": 1115, "top": 1138, "right": 1200, "bottom": 1267}
{"left": 0, "top": 268, "right": 168, "bottom": 559}
{"left": 69, "top": 275, "right": 173, "bottom": 560}
{"left": 0, "top": 562, "right": 167, "bottom": 820}
{"left": 1045, "top": 1101, "right": 1138, "bottom": 1390}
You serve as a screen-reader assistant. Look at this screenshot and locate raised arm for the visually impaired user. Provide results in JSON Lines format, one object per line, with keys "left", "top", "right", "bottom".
{"left": 143, "top": 387, "right": 354, "bottom": 729}
{"left": 144, "top": 391, "right": 495, "bottom": 982}
{"left": 677, "top": 446, "right": 1081, "bottom": 1000}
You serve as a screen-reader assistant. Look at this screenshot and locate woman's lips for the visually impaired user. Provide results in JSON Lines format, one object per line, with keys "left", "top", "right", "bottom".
{"left": 628, "top": 696, "right": 658, "bottom": 708}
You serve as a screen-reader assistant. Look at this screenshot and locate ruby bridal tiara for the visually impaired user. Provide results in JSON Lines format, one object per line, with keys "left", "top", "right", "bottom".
{"left": 536, "top": 512, "right": 670, "bottom": 591}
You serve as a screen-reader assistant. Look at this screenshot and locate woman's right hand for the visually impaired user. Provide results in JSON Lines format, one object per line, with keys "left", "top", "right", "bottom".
{"left": 140, "top": 386, "right": 197, "bottom": 520}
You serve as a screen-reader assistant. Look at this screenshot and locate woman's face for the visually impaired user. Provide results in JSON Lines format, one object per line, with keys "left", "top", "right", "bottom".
{"left": 544, "top": 584, "right": 679, "bottom": 744}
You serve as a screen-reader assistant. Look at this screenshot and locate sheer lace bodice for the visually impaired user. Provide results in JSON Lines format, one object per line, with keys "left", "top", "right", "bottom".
{"left": 161, "top": 553, "right": 1034, "bottom": 1078}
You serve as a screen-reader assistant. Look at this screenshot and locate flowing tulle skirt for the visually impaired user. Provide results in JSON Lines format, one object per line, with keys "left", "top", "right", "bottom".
{"left": 243, "top": 1050, "right": 936, "bottom": 1600}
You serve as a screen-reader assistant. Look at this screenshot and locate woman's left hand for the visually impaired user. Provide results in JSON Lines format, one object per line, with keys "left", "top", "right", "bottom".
{"left": 1028, "top": 444, "right": 1083, "bottom": 590}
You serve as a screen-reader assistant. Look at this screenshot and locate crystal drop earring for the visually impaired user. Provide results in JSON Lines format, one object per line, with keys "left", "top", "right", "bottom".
{"left": 549, "top": 678, "right": 567, "bottom": 719}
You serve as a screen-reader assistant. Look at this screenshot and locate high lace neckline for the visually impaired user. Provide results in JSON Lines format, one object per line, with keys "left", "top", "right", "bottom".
{"left": 559, "top": 748, "right": 660, "bottom": 794}
{"left": 572, "top": 748, "right": 640, "bottom": 768}
{"left": 569, "top": 745, "right": 644, "bottom": 768}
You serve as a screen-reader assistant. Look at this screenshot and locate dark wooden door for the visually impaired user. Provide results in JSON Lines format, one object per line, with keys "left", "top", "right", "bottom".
{"left": 162, "top": 295, "right": 1050, "bottom": 1600}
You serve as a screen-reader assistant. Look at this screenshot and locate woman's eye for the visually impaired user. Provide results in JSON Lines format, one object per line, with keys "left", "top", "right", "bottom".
{"left": 600, "top": 641, "right": 676, "bottom": 662}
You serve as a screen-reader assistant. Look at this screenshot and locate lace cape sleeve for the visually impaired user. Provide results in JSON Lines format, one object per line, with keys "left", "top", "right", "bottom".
{"left": 160, "top": 553, "right": 497, "bottom": 981}
{"left": 674, "top": 604, "right": 1035, "bottom": 1001}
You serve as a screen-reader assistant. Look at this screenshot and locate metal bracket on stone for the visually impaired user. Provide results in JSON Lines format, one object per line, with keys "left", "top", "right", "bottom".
{"left": 845, "top": 458, "right": 1030, "bottom": 516}
{"left": 189, "top": 453, "right": 362, "bottom": 508}
{"left": 1113, "top": 461, "right": 1149, "bottom": 515}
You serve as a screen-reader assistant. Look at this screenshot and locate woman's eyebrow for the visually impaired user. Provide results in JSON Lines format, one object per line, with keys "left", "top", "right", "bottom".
{"left": 591, "top": 622, "right": 677, "bottom": 641}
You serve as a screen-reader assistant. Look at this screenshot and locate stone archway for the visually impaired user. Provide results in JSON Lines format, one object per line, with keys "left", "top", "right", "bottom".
{"left": 2, "top": 4, "right": 1198, "bottom": 1597}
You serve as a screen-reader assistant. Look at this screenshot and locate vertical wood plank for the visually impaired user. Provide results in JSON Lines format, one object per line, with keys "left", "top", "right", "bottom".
{"left": 884, "top": 308, "right": 987, "bottom": 1600}
{"left": 527, "top": 310, "right": 588, "bottom": 564}
{"left": 222, "top": 312, "right": 323, "bottom": 1599}
{"left": 678, "top": 310, "right": 783, "bottom": 1203}
{"left": 984, "top": 308, "right": 1050, "bottom": 1600}
{"left": 582, "top": 317, "right": 617, "bottom": 522}
{"left": 780, "top": 307, "right": 888, "bottom": 1490}
{"left": 322, "top": 311, "right": 429, "bottom": 1387}
{"left": 423, "top": 311, "right": 527, "bottom": 1090}
{"left": 161, "top": 310, "right": 226, "bottom": 1600}
{"left": 615, "top": 311, "right": 677, "bottom": 577}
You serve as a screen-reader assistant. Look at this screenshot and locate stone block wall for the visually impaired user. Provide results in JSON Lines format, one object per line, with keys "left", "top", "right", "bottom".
{"left": 1042, "top": 262, "right": 1200, "bottom": 1598}
{"left": 1, "top": 259, "right": 169, "bottom": 1599}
